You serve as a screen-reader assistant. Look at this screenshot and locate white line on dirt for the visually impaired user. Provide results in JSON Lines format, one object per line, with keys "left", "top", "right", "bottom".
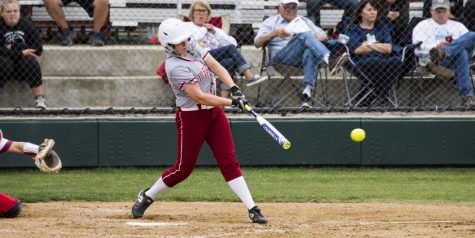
{"left": 126, "top": 221, "right": 188, "bottom": 227}
{"left": 323, "top": 220, "right": 461, "bottom": 225}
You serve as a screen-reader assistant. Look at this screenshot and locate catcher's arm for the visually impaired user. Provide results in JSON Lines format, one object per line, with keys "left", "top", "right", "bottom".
{"left": 33, "top": 139, "right": 62, "bottom": 173}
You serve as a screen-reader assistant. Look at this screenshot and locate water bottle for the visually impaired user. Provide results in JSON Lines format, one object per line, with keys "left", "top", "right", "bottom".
{"left": 417, "top": 46, "right": 430, "bottom": 66}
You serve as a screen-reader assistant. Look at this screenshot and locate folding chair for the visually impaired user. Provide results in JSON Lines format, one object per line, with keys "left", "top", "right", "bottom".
{"left": 334, "top": 41, "right": 421, "bottom": 108}
{"left": 407, "top": 53, "right": 474, "bottom": 108}
{"left": 403, "top": 17, "right": 472, "bottom": 108}
{"left": 253, "top": 42, "right": 329, "bottom": 109}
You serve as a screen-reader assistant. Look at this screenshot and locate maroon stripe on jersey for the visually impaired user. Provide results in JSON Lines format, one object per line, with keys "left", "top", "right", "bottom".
{"left": 180, "top": 78, "right": 198, "bottom": 90}
{"left": 0, "top": 140, "right": 13, "bottom": 153}
{"left": 176, "top": 56, "right": 194, "bottom": 62}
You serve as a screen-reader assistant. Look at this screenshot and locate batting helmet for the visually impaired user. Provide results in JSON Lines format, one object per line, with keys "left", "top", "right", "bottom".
{"left": 158, "top": 18, "right": 195, "bottom": 55}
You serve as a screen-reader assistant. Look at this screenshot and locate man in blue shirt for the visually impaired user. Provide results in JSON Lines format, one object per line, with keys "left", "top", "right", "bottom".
{"left": 254, "top": 0, "right": 331, "bottom": 107}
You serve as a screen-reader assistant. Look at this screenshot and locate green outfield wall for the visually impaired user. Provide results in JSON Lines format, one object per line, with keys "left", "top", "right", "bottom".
{"left": 1, "top": 117, "right": 474, "bottom": 168}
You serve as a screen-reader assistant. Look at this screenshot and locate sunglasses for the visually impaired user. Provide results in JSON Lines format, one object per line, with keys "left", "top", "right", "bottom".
{"left": 282, "top": 4, "right": 298, "bottom": 10}
{"left": 194, "top": 9, "right": 208, "bottom": 14}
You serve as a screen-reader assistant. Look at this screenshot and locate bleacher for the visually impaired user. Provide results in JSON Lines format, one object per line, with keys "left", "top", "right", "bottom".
{"left": 20, "top": 0, "right": 427, "bottom": 44}
{"left": 7, "top": 0, "right": 467, "bottom": 110}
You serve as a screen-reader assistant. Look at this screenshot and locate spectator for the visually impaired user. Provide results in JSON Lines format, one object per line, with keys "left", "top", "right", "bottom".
{"left": 43, "top": 0, "right": 109, "bottom": 46}
{"left": 424, "top": 0, "right": 475, "bottom": 32}
{"left": 346, "top": 0, "right": 404, "bottom": 106}
{"left": 255, "top": 0, "right": 333, "bottom": 107}
{"left": 306, "top": 0, "right": 358, "bottom": 33}
{"left": 0, "top": 0, "right": 47, "bottom": 108}
{"left": 423, "top": 0, "right": 463, "bottom": 19}
{"left": 413, "top": 0, "right": 475, "bottom": 106}
{"left": 132, "top": 18, "right": 267, "bottom": 224}
{"left": 185, "top": 0, "right": 266, "bottom": 98}
{"left": 0, "top": 129, "right": 55, "bottom": 218}
{"left": 462, "top": 0, "right": 475, "bottom": 31}
{"left": 381, "top": 0, "right": 410, "bottom": 45}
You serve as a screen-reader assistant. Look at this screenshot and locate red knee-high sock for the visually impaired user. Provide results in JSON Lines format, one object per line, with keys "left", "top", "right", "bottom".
{"left": 0, "top": 193, "right": 17, "bottom": 213}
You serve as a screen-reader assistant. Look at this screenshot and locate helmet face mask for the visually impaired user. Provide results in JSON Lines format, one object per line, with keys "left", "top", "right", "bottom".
{"left": 166, "top": 37, "right": 197, "bottom": 56}
{"left": 158, "top": 18, "right": 197, "bottom": 56}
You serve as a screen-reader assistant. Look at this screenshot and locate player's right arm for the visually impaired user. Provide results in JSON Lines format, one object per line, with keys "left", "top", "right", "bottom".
{"left": 184, "top": 82, "right": 233, "bottom": 107}
{"left": 205, "top": 54, "right": 236, "bottom": 89}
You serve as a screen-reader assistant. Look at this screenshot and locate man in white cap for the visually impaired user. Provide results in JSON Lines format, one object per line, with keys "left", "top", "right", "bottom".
{"left": 412, "top": 0, "right": 475, "bottom": 107}
{"left": 254, "top": 0, "right": 336, "bottom": 107}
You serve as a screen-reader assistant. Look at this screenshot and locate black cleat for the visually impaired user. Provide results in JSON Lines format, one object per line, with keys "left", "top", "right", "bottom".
{"left": 131, "top": 188, "right": 154, "bottom": 218}
{"left": 248, "top": 206, "right": 268, "bottom": 224}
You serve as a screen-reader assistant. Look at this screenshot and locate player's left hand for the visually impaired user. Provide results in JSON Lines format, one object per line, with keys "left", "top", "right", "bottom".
{"left": 33, "top": 139, "right": 62, "bottom": 173}
{"left": 230, "top": 86, "right": 245, "bottom": 100}
{"left": 34, "top": 150, "right": 62, "bottom": 173}
{"left": 231, "top": 98, "right": 250, "bottom": 111}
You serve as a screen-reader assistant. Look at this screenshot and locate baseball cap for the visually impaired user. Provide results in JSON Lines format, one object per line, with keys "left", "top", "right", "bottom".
{"left": 431, "top": 0, "right": 450, "bottom": 9}
{"left": 281, "top": 0, "right": 300, "bottom": 5}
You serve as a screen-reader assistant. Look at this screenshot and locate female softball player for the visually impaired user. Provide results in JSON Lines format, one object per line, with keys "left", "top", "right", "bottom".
{"left": 0, "top": 129, "right": 55, "bottom": 218}
{"left": 131, "top": 18, "right": 267, "bottom": 224}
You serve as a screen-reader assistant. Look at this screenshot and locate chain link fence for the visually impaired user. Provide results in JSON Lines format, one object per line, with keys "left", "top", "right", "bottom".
{"left": 1, "top": 0, "right": 474, "bottom": 115}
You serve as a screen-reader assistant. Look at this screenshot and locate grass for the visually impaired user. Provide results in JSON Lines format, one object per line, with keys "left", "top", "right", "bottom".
{"left": 0, "top": 167, "right": 474, "bottom": 204}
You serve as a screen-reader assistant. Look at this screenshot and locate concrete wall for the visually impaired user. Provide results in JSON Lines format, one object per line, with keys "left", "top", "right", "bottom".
{"left": 0, "top": 45, "right": 464, "bottom": 108}
{"left": 1, "top": 45, "right": 255, "bottom": 108}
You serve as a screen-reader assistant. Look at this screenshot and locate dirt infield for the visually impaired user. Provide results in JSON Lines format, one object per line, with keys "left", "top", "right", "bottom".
{"left": 1, "top": 202, "right": 474, "bottom": 237}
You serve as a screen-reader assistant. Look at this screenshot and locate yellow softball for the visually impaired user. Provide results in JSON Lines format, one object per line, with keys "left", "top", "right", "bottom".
{"left": 350, "top": 128, "right": 366, "bottom": 142}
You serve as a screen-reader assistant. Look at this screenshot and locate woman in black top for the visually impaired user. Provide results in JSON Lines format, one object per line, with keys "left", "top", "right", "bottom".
{"left": 0, "top": 0, "right": 46, "bottom": 108}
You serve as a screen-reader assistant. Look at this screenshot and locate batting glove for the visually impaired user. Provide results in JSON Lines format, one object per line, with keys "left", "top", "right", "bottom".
{"left": 231, "top": 98, "right": 250, "bottom": 110}
{"left": 230, "top": 86, "right": 245, "bottom": 100}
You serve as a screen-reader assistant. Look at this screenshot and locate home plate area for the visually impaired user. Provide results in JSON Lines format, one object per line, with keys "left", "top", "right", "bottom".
{"left": 1, "top": 201, "right": 473, "bottom": 237}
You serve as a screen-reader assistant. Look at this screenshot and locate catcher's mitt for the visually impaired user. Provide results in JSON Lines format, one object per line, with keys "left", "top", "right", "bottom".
{"left": 33, "top": 139, "right": 62, "bottom": 173}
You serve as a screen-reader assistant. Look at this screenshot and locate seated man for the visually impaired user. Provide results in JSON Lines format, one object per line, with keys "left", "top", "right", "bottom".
{"left": 413, "top": 0, "right": 475, "bottom": 106}
{"left": 254, "top": 0, "right": 332, "bottom": 107}
{"left": 306, "top": 0, "right": 358, "bottom": 33}
{"left": 423, "top": 0, "right": 463, "bottom": 19}
{"left": 43, "top": 0, "right": 109, "bottom": 46}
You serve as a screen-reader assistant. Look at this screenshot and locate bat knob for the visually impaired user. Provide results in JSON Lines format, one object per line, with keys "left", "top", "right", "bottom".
{"left": 283, "top": 141, "right": 291, "bottom": 150}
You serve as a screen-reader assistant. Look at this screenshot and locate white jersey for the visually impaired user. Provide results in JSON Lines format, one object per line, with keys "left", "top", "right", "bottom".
{"left": 184, "top": 22, "right": 237, "bottom": 51}
{"left": 0, "top": 129, "right": 12, "bottom": 153}
{"left": 165, "top": 44, "right": 217, "bottom": 109}
{"left": 412, "top": 18, "right": 468, "bottom": 56}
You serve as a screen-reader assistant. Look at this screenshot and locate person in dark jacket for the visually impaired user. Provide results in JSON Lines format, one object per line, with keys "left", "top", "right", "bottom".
{"left": 462, "top": 0, "right": 475, "bottom": 31}
{"left": 0, "top": 0, "right": 46, "bottom": 108}
{"left": 381, "top": 0, "right": 410, "bottom": 45}
{"left": 346, "top": 0, "right": 404, "bottom": 106}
